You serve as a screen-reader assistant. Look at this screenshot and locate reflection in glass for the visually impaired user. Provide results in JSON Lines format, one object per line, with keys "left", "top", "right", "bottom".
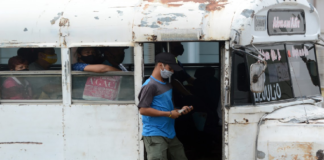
{"left": 287, "top": 44, "right": 321, "bottom": 97}
{"left": 1, "top": 75, "right": 62, "bottom": 100}
{"left": 247, "top": 45, "right": 294, "bottom": 103}
{"left": 72, "top": 75, "right": 134, "bottom": 101}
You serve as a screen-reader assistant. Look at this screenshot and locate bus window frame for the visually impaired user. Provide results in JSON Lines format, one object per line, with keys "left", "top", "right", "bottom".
{"left": 70, "top": 46, "right": 136, "bottom": 104}
{"left": 0, "top": 51, "right": 63, "bottom": 104}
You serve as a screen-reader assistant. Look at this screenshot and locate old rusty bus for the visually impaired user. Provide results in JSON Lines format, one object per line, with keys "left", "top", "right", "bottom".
{"left": 0, "top": 0, "right": 323, "bottom": 159}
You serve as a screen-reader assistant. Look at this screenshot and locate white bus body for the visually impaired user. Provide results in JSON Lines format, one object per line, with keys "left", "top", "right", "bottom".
{"left": 0, "top": 0, "right": 323, "bottom": 160}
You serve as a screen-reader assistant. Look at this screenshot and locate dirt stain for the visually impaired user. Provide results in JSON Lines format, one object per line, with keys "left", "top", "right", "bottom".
{"left": 206, "top": 1, "right": 228, "bottom": 12}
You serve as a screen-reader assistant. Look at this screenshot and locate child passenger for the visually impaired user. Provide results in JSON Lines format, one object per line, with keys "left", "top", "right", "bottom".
{"left": 2, "top": 56, "right": 33, "bottom": 99}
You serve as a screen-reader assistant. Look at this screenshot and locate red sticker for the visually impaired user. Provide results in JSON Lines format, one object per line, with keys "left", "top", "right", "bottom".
{"left": 287, "top": 50, "right": 291, "bottom": 57}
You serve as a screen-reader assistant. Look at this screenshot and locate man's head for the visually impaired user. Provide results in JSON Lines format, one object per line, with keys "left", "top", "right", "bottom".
{"left": 77, "top": 47, "right": 98, "bottom": 64}
{"left": 8, "top": 56, "right": 29, "bottom": 71}
{"left": 169, "top": 42, "right": 184, "bottom": 57}
{"left": 155, "top": 52, "right": 182, "bottom": 78}
{"left": 36, "top": 48, "right": 57, "bottom": 65}
{"left": 102, "top": 47, "right": 127, "bottom": 67}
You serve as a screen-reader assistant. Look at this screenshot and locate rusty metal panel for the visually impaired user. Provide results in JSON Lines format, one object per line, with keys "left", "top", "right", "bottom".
{"left": 133, "top": 0, "right": 235, "bottom": 42}
{"left": 0, "top": 105, "right": 64, "bottom": 160}
{"left": 64, "top": 104, "right": 139, "bottom": 160}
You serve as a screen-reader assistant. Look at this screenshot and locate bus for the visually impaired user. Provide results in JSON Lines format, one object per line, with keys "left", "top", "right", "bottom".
{"left": 0, "top": 0, "right": 323, "bottom": 159}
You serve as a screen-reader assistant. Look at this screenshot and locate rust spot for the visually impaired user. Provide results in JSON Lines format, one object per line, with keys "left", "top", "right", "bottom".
{"left": 146, "top": 35, "right": 157, "bottom": 41}
{"left": 0, "top": 142, "right": 42, "bottom": 145}
{"left": 132, "top": 31, "right": 136, "bottom": 40}
{"left": 168, "top": 4, "right": 183, "bottom": 7}
{"left": 59, "top": 18, "right": 70, "bottom": 27}
{"left": 143, "top": 4, "right": 150, "bottom": 10}
{"left": 243, "top": 118, "right": 249, "bottom": 123}
{"left": 204, "top": 15, "right": 208, "bottom": 18}
{"left": 157, "top": 21, "right": 163, "bottom": 24}
{"left": 206, "top": 1, "right": 228, "bottom": 12}
{"left": 292, "top": 154, "right": 298, "bottom": 160}
{"left": 268, "top": 154, "right": 275, "bottom": 160}
{"left": 199, "top": 34, "right": 205, "bottom": 40}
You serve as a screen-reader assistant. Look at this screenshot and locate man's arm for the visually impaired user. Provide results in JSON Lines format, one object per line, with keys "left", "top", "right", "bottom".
{"left": 139, "top": 107, "right": 181, "bottom": 119}
{"left": 84, "top": 64, "right": 120, "bottom": 73}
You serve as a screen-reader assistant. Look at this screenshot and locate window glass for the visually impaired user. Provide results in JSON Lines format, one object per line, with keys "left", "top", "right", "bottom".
{"left": 231, "top": 51, "right": 253, "bottom": 105}
{"left": 287, "top": 44, "right": 321, "bottom": 97}
{"left": 246, "top": 45, "right": 294, "bottom": 103}
{"left": 0, "top": 48, "right": 62, "bottom": 101}
{"left": 0, "top": 75, "right": 62, "bottom": 100}
{"left": 72, "top": 75, "right": 134, "bottom": 101}
{"left": 71, "top": 47, "right": 134, "bottom": 102}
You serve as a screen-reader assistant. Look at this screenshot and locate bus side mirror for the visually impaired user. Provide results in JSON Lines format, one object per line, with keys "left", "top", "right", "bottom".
{"left": 250, "top": 62, "right": 266, "bottom": 93}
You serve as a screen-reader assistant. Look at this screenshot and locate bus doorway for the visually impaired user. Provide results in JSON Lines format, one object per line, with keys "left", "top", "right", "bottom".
{"left": 143, "top": 41, "right": 223, "bottom": 160}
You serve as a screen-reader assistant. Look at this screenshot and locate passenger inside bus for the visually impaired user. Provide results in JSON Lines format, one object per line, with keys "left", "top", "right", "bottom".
{"left": 2, "top": 56, "right": 33, "bottom": 99}
{"left": 29, "top": 48, "right": 57, "bottom": 70}
{"left": 27, "top": 48, "right": 62, "bottom": 99}
{"left": 72, "top": 47, "right": 129, "bottom": 101}
{"left": 17, "top": 48, "right": 37, "bottom": 64}
{"left": 72, "top": 47, "right": 120, "bottom": 72}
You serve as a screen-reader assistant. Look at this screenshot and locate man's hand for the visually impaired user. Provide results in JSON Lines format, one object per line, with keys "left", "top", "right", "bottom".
{"left": 170, "top": 110, "right": 181, "bottom": 119}
{"left": 179, "top": 106, "right": 193, "bottom": 115}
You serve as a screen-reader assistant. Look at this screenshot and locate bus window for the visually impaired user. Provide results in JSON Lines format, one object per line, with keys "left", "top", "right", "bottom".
{"left": 246, "top": 45, "right": 294, "bottom": 103}
{"left": 231, "top": 51, "right": 253, "bottom": 105}
{"left": 0, "top": 48, "right": 62, "bottom": 101}
{"left": 287, "top": 44, "right": 321, "bottom": 97}
{"left": 71, "top": 47, "right": 134, "bottom": 102}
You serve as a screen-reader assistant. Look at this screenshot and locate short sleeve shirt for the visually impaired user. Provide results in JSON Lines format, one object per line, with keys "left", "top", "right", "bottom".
{"left": 72, "top": 62, "right": 89, "bottom": 71}
{"left": 138, "top": 76, "right": 175, "bottom": 139}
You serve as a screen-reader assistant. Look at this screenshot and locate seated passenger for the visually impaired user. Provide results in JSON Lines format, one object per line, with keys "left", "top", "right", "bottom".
{"left": 2, "top": 56, "right": 32, "bottom": 99}
{"left": 29, "top": 48, "right": 57, "bottom": 70}
{"left": 17, "top": 48, "right": 37, "bottom": 64}
{"left": 28, "top": 48, "right": 61, "bottom": 99}
{"left": 72, "top": 47, "right": 124, "bottom": 100}
{"left": 72, "top": 47, "right": 120, "bottom": 72}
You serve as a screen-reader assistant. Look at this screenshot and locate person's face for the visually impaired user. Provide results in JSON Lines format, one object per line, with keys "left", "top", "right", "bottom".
{"left": 79, "top": 48, "right": 96, "bottom": 57}
{"left": 170, "top": 42, "right": 184, "bottom": 57}
{"left": 13, "top": 63, "right": 28, "bottom": 71}
{"left": 104, "top": 47, "right": 126, "bottom": 66}
{"left": 160, "top": 63, "right": 174, "bottom": 73}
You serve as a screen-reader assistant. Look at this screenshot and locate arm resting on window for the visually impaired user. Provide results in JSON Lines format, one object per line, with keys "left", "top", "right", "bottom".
{"left": 84, "top": 64, "right": 121, "bottom": 73}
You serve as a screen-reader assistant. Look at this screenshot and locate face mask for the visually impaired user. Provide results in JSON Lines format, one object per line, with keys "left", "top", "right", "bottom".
{"left": 81, "top": 55, "right": 95, "bottom": 64}
{"left": 43, "top": 54, "right": 57, "bottom": 64}
{"left": 160, "top": 64, "right": 173, "bottom": 79}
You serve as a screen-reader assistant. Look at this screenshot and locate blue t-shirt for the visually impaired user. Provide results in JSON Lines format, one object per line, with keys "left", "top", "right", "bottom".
{"left": 137, "top": 76, "right": 175, "bottom": 139}
{"left": 72, "top": 62, "right": 89, "bottom": 71}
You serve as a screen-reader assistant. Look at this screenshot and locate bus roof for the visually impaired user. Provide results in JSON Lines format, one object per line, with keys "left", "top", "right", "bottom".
{"left": 0, "top": 0, "right": 320, "bottom": 47}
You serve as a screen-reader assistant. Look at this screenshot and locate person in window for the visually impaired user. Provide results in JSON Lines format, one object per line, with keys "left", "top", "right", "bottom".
{"left": 72, "top": 47, "right": 123, "bottom": 100}
{"left": 29, "top": 48, "right": 57, "bottom": 70}
{"left": 2, "top": 56, "right": 32, "bottom": 99}
{"left": 72, "top": 47, "right": 120, "bottom": 72}
{"left": 28, "top": 48, "right": 61, "bottom": 99}
{"left": 17, "top": 48, "right": 37, "bottom": 64}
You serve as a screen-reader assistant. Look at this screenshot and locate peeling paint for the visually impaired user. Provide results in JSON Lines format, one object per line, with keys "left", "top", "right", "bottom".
{"left": 50, "top": 12, "right": 63, "bottom": 25}
{"left": 23, "top": 28, "right": 28, "bottom": 32}
{"left": 59, "top": 18, "right": 70, "bottom": 27}
{"left": 117, "top": 10, "right": 123, "bottom": 16}
{"left": 257, "top": 150, "right": 266, "bottom": 159}
{"left": 206, "top": 1, "right": 228, "bottom": 12}
{"left": 94, "top": 16, "right": 99, "bottom": 20}
{"left": 241, "top": 9, "right": 255, "bottom": 18}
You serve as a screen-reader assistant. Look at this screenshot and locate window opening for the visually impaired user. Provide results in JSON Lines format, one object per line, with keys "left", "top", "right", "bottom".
{"left": 70, "top": 47, "right": 134, "bottom": 102}
{"left": 0, "top": 48, "right": 62, "bottom": 101}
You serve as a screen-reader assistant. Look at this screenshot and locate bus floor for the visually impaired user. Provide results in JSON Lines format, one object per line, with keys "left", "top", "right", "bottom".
{"left": 175, "top": 112, "right": 223, "bottom": 160}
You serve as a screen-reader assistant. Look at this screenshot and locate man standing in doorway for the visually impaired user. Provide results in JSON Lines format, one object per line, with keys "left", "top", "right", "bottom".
{"left": 138, "top": 52, "right": 193, "bottom": 160}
